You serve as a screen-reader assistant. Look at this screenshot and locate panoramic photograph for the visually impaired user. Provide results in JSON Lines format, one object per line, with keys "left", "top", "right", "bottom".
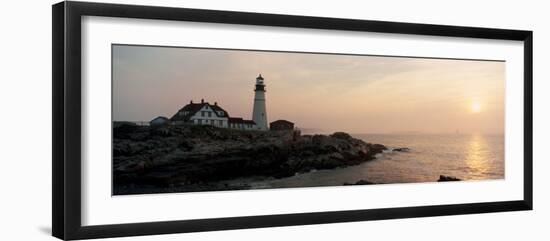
{"left": 112, "top": 44, "right": 505, "bottom": 195}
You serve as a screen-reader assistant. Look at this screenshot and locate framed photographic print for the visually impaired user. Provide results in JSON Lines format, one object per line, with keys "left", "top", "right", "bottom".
{"left": 52, "top": 1, "right": 533, "bottom": 240}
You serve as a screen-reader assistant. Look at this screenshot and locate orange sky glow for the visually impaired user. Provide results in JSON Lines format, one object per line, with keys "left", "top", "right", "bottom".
{"left": 113, "top": 45, "right": 505, "bottom": 134}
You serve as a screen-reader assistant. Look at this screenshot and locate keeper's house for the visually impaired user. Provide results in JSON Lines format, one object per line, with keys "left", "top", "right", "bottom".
{"left": 170, "top": 99, "right": 257, "bottom": 130}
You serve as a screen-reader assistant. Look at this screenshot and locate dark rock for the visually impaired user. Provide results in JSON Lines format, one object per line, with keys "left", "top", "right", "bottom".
{"left": 113, "top": 121, "right": 137, "bottom": 128}
{"left": 311, "top": 134, "right": 329, "bottom": 145}
{"left": 438, "top": 175, "right": 461, "bottom": 182}
{"left": 392, "top": 147, "right": 411, "bottom": 152}
{"left": 344, "top": 179, "right": 377, "bottom": 185}
{"left": 330, "top": 132, "right": 352, "bottom": 140}
{"left": 369, "top": 144, "right": 388, "bottom": 154}
{"left": 113, "top": 122, "right": 139, "bottom": 139}
{"left": 113, "top": 124, "right": 388, "bottom": 194}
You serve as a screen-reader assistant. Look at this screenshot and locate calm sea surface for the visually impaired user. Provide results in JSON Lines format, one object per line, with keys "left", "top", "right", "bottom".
{"left": 239, "top": 133, "right": 505, "bottom": 189}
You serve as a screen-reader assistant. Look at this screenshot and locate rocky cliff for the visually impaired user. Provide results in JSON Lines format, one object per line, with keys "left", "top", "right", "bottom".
{"left": 113, "top": 124, "right": 387, "bottom": 194}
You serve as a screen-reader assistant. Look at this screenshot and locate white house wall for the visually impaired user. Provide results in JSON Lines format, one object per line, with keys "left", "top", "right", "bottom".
{"left": 229, "top": 122, "right": 256, "bottom": 130}
{"left": 188, "top": 105, "right": 229, "bottom": 128}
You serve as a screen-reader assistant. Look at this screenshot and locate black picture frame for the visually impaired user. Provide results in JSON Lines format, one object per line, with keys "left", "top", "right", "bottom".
{"left": 52, "top": 1, "right": 533, "bottom": 240}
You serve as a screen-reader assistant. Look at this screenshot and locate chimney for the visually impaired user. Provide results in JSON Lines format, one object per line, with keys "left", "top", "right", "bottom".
{"left": 214, "top": 102, "right": 217, "bottom": 106}
{"left": 201, "top": 99, "right": 204, "bottom": 103}
{"left": 190, "top": 100, "right": 193, "bottom": 104}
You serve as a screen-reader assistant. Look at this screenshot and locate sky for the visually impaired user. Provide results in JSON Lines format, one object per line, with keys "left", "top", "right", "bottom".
{"left": 112, "top": 45, "right": 505, "bottom": 134}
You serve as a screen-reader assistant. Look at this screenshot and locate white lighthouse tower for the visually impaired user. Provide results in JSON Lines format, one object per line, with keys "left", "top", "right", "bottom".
{"left": 252, "top": 74, "right": 268, "bottom": 130}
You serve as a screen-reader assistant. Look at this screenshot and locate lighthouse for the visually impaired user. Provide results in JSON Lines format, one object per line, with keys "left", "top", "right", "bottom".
{"left": 252, "top": 74, "right": 268, "bottom": 130}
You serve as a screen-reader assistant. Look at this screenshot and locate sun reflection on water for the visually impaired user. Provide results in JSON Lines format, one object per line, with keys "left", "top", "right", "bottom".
{"left": 464, "top": 134, "right": 490, "bottom": 179}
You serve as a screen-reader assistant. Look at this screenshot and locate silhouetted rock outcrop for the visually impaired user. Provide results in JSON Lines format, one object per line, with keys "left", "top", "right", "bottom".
{"left": 343, "top": 179, "right": 377, "bottom": 185}
{"left": 113, "top": 125, "right": 387, "bottom": 194}
{"left": 438, "top": 175, "right": 461, "bottom": 182}
{"left": 392, "top": 147, "right": 411, "bottom": 152}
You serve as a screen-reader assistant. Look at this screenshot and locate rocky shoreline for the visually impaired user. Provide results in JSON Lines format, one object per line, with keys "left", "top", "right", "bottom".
{"left": 113, "top": 124, "right": 388, "bottom": 195}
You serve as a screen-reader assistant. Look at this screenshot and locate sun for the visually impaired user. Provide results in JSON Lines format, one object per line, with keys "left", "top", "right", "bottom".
{"left": 471, "top": 101, "right": 481, "bottom": 113}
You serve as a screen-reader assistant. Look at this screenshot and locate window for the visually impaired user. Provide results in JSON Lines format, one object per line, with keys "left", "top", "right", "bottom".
{"left": 210, "top": 120, "right": 214, "bottom": 125}
{"left": 218, "top": 120, "right": 223, "bottom": 126}
{"left": 201, "top": 111, "right": 205, "bottom": 117}
{"left": 198, "top": 119, "right": 202, "bottom": 124}
{"left": 208, "top": 112, "right": 212, "bottom": 117}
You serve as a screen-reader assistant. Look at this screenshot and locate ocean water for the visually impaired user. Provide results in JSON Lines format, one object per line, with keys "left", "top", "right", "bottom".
{"left": 242, "top": 133, "right": 504, "bottom": 189}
